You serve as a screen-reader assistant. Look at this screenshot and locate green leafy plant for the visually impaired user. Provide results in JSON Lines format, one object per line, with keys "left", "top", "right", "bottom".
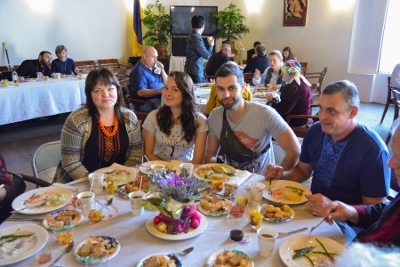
{"left": 142, "top": 0, "right": 173, "bottom": 46}
{"left": 213, "top": 3, "right": 250, "bottom": 41}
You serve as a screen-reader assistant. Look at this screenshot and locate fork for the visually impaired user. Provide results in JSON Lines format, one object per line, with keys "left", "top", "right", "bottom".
{"left": 0, "top": 240, "right": 25, "bottom": 258}
{"left": 11, "top": 201, "right": 47, "bottom": 213}
{"left": 305, "top": 212, "right": 331, "bottom": 245}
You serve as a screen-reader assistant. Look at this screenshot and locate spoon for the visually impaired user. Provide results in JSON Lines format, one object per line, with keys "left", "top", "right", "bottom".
{"left": 105, "top": 196, "right": 119, "bottom": 212}
{"left": 49, "top": 241, "right": 74, "bottom": 266}
{"left": 175, "top": 247, "right": 194, "bottom": 256}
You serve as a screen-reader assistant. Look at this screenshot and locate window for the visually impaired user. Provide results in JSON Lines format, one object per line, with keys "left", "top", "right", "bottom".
{"left": 379, "top": 0, "right": 400, "bottom": 73}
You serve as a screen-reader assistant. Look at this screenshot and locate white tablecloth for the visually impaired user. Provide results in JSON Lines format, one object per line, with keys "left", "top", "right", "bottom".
{"left": 0, "top": 77, "right": 86, "bottom": 125}
{"left": 1, "top": 174, "right": 347, "bottom": 267}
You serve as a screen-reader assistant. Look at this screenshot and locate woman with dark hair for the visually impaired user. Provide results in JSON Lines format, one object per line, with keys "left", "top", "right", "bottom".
{"left": 55, "top": 68, "right": 142, "bottom": 183}
{"left": 282, "top": 46, "right": 297, "bottom": 63}
{"left": 143, "top": 71, "right": 208, "bottom": 163}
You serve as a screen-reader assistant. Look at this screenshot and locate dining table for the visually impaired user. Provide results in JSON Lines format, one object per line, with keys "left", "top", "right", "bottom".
{"left": 0, "top": 169, "right": 347, "bottom": 267}
{"left": 0, "top": 76, "right": 86, "bottom": 125}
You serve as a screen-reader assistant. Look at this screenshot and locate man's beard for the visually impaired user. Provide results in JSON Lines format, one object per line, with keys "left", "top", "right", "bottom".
{"left": 40, "top": 59, "right": 49, "bottom": 67}
{"left": 218, "top": 95, "right": 241, "bottom": 110}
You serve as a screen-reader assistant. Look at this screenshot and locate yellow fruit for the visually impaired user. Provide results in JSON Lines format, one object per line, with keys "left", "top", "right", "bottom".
{"left": 282, "top": 204, "right": 291, "bottom": 213}
{"left": 236, "top": 195, "right": 250, "bottom": 206}
{"left": 266, "top": 204, "right": 275, "bottom": 213}
{"left": 274, "top": 207, "right": 282, "bottom": 214}
{"left": 157, "top": 222, "right": 166, "bottom": 232}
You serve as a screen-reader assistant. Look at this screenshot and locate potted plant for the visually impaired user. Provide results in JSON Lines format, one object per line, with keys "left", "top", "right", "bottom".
{"left": 213, "top": 3, "right": 250, "bottom": 53}
{"left": 142, "top": 0, "right": 173, "bottom": 57}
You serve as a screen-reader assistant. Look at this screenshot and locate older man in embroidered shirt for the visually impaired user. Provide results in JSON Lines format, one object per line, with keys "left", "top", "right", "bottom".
{"left": 184, "top": 15, "right": 214, "bottom": 83}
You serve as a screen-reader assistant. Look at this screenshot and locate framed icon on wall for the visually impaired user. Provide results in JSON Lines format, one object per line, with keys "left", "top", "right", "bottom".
{"left": 283, "top": 0, "right": 308, "bottom": 26}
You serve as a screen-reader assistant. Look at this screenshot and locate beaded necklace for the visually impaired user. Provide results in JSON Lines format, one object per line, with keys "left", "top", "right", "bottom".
{"left": 97, "top": 115, "right": 118, "bottom": 137}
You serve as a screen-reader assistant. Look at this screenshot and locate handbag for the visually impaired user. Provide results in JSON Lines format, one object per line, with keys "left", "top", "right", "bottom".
{"left": 219, "top": 109, "right": 270, "bottom": 162}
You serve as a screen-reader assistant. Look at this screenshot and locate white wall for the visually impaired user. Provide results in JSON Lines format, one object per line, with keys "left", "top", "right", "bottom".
{"left": 0, "top": 0, "right": 388, "bottom": 103}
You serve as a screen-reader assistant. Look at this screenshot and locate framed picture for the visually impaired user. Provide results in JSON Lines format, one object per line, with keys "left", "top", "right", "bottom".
{"left": 283, "top": 0, "right": 308, "bottom": 26}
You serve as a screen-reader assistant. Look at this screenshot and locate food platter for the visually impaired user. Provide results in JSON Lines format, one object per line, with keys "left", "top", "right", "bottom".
{"left": 146, "top": 213, "right": 207, "bottom": 241}
{"left": 12, "top": 187, "right": 72, "bottom": 214}
{"left": 74, "top": 236, "right": 121, "bottom": 265}
{"left": 260, "top": 204, "right": 295, "bottom": 223}
{"left": 42, "top": 210, "right": 84, "bottom": 230}
{"left": 262, "top": 180, "right": 311, "bottom": 205}
{"left": 0, "top": 224, "right": 48, "bottom": 266}
{"left": 96, "top": 164, "right": 137, "bottom": 186}
{"left": 194, "top": 163, "right": 236, "bottom": 182}
{"left": 254, "top": 92, "right": 267, "bottom": 98}
{"left": 136, "top": 253, "right": 182, "bottom": 267}
{"left": 279, "top": 235, "right": 346, "bottom": 267}
{"left": 198, "top": 195, "right": 232, "bottom": 217}
{"left": 206, "top": 249, "right": 254, "bottom": 267}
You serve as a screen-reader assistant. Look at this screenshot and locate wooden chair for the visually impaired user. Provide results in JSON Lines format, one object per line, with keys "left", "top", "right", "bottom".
{"left": 0, "top": 66, "right": 9, "bottom": 71}
{"left": 75, "top": 60, "right": 96, "bottom": 74}
{"left": 244, "top": 73, "right": 254, "bottom": 84}
{"left": 380, "top": 77, "right": 399, "bottom": 123}
{"left": 286, "top": 104, "right": 319, "bottom": 138}
{"left": 98, "top": 58, "right": 130, "bottom": 79}
{"left": 304, "top": 67, "right": 328, "bottom": 97}
{"left": 299, "top": 62, "right": 308, "bottom": 74}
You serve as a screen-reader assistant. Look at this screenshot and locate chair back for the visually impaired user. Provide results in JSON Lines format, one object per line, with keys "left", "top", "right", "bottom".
{"left": 75, "top": 60, "right": 96, "bottom": 74}
{"left": 304, "top": 67, "right": 328, "bottom": 96}
{"left": 98, "top": 59, "right": 130, "bottom": 79}
{"left": 0, "top": 66, "right": 9, "bottom": 71}
{"left": 244, "top": 73, "right": 254, "bottom": 84}
{"left": 32, "top": 141, "right": 61, "bottom": 184}
{"left": 299, "top": 61, "right": 308, "bottom": 74}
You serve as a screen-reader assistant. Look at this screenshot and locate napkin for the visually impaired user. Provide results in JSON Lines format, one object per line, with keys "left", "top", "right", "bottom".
{"left": 229, "top": 170, "right": 252, "bottom": 187}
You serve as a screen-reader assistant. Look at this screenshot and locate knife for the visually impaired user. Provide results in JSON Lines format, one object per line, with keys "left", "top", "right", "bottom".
{"left": 6, "top": 218, "right": 44, "bottom": 222}
{"left": 277, "top": 227, "right": 308, "bottom": 238}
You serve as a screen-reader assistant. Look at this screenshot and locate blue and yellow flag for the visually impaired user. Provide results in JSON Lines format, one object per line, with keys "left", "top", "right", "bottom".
{"left": 132, "top": 0, "right": 143, "bottom": 56}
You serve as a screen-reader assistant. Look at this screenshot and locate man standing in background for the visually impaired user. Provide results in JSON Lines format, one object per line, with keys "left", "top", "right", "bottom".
{"left": 184, "top": 15, "right": 214, "bottom": 83}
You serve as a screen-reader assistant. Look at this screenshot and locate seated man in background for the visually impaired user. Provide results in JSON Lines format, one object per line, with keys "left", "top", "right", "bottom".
{"left": 323, "top": 124, "right": 400, "bottom": 247}
{"left": 16, "top": 51, "right": 53, "bottom": 81}
{"left": 243, "top": 44, "right": 269, "bottom": 74}
{"left": 129, "top": 46, "right": 168, "bottom": 112}
{"left": 205, "top": 62, "right": 300, "bottom": 175}
{"left": 391, "top": 62, "right": 400, "bottom": 88}
{"left": 247, "top": 41, "right": 260, "bottom": 62}
{"left": 265, "top": 80, "right": 390, "bottom": 239}
{"left": 205, "top": 44, "right": 231, "bottom": 77}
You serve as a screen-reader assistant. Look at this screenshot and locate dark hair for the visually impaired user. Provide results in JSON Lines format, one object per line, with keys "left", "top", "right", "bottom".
{"left": 39, "top": 51, "right": 51, "bottom": 56}
{"left": 322, "top": 80, "right": 360, "bottom": 110}
{"left": 282, "top": 46, "right": 295, "bottom": 61}
{"left": 84, "top": 68, "right": 125, "bottom": 122}
{"left": 156, "top": 71, "right": 197, "bottom": 143}
{"left": 253, "top": 41, "right": 261, "bottom": 47}
{"left": 215, "top": 62, "right": 244, "bottom": 85}
{"left": 191, "top": 15, "right": 205, "bottom": 29}
{"left": 256, "top": 44, "right": 266, "bottom": 55}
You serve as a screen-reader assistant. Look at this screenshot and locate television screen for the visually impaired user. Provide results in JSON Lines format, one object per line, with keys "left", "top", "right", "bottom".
{"left": 170, "top": 6, "right": 217, "bottom": 36}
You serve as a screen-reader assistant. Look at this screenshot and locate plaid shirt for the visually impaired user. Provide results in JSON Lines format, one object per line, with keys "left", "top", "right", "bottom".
{"left": 184, "top": 30, "right": 213, "bottom": 76}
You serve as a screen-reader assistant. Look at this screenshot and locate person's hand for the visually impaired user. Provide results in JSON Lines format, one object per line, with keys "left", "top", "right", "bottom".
{"left": 266, "top": 92, "right": 274, "bottom": 101}
{"left": 18, "top": 76, "right": 25, "bottom": 82}
{"left": 156, "top": 61, "right": 164, "bottom": 70}
{"left": 252, "top": 53, "right": 257, "bottom": 58}
{"left": 306, "top": 193, "right": 333, "bottom": 217}
{"left": 207, "top": 37, "right": 214, "bottom": 46}
{"left": 264, "top": 163, "right": 283, "bottom": 181}
{"left": 324, "top": 201, "right": 359, "bottom": 225}
{"left": 254, "top": 69, "right": 261, "bottom": 79}
{"left": 74, "top": 67, "right": 80, "bottom": 74}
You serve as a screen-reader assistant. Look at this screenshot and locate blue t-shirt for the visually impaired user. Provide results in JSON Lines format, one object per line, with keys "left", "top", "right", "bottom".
{"left": 301, "top": 122, "right": 390, "bottom": 205}
{"left": 51, "top": 58, "right": 77, "bottom": 75}
{"left": 129, "top": 61, "right": 163, "bottom": 102}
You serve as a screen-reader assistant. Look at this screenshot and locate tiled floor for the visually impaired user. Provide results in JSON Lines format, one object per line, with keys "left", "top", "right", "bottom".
{"left": 0, "top": 102, "right": 395, "bottom": 191}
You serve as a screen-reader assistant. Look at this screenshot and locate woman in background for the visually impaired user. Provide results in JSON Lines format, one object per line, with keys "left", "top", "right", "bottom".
{"left": 55, "top": 68, "right": 142, "bottom": 183}
{"left": 51, "top": 45, "right": 79, "bottom": 75}
{"left": 282, "top": 46, "right": 297, "bottom": 63}
{"left": 252, "top": 50, "right": 284, "bottom": 91}
{"left": 143, "top": 71, "right": 208, "bottom": 164}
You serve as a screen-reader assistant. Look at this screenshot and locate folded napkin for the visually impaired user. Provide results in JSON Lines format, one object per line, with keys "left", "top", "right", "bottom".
{"left": 229, "top": 170, "right": 252, "bottom": 187}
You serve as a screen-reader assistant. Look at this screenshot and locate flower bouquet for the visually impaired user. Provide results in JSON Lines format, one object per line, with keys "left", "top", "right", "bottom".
{"left": 142, "top": 169, "right": 207, "bottom": 234}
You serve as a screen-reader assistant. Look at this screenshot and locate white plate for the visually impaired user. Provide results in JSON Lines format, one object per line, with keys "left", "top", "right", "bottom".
{"left": 194, "top": 163, "right": 237, "bottom": 182}
{"left": 197, "top": 196, "right": 232, "bottom": 217}
{"left": 73, "top": 236, "right": 120, "bottom": 265}
{"left": 42, "top": 210, "right": 84, "bottom": 230}
{"left": 12, "top": 187, "right": 72, "bottom": 214}
{"left": 136, "top": 253, "right": 182, "bottom": 267}
{"left": 139, "top": 160, "right": 171, "bottom": 175}
{"left": 96, "top": 164, "right": 137, "bottom": 186}
{"left": 279, "top": 235, "right": 346, "bottom": 267}
{"left": 262, "top": 180, "right": 311, "bottom": 205}
{"left": 0, "top": 224, "right": 48, "bottom": 265}
{"left": 206, "top": 249, "right": 254, "bottom": 267}
{"left": 146, "top": 213, "right": 208, "bottom": 241}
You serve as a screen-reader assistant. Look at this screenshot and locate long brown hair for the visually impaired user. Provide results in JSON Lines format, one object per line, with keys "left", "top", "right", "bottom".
{"left": 156, "top": 71, "right": 197, "bottom": 143}
{"left": 84, "top": 68, "right": 125, "bottom": 122}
